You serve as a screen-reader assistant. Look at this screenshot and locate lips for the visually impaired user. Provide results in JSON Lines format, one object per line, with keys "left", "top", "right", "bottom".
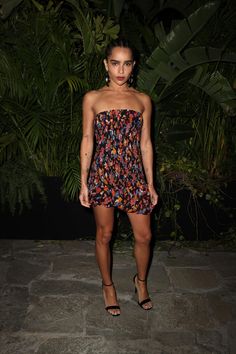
{"left": 116, "top": 77, "right": 125, "bottom": 81}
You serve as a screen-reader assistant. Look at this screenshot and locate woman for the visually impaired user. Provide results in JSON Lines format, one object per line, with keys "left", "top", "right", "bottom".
{"left": 79, "top": 38, "right": 158, "bottom": 316}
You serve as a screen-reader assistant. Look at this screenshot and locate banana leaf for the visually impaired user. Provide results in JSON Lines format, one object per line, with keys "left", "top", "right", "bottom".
{"left": 146, "top": 1, "right": 220, "bottom": 68}
{"left": 138, "top": 1, "right": 221, "bottom": 92}
{"left": 154, "top": 47, "right": 236, "bottom": 83}
{"left": 190, "top": 68, "right": 236, "bottom": 108}
{"left": 0, "top": 0, "right": 23, "bottom": 19}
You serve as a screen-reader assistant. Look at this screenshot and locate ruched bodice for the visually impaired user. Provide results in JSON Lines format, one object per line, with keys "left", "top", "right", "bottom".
{"left": 87, "top": 109, "right": 153, "bottom": 214}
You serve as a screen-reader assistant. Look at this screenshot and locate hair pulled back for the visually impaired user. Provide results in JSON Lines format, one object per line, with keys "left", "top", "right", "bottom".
{"left": 105, "top": 37, "right": 135, "bottom": 60}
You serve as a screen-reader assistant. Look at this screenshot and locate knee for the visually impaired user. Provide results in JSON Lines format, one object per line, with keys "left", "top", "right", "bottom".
{"left": 96, "top": 225, "right": 113, "bottom": 245}
{"left": 135, "top": 231, "right": 152, "bottom": 245}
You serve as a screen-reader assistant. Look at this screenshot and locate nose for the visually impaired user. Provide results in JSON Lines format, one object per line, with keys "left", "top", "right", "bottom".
{"left": 119, "top": 65, "right": 124, "bottom": 74}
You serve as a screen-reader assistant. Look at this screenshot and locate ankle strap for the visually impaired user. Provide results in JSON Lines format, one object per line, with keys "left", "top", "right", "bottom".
{"left": 102, "top": 281, "right": 113, "bottom": 287}
{"left": 137, "top": 275, "right": 146, "bottom": 282}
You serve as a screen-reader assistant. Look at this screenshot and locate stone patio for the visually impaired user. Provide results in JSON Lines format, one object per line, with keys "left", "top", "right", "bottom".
{"left": 0, "top": 239, "right": 235, "bottom": 353}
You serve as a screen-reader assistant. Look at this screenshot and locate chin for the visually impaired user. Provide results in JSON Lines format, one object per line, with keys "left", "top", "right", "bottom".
{"left": 116, "top": 80, "right": 128, "bottom": 86}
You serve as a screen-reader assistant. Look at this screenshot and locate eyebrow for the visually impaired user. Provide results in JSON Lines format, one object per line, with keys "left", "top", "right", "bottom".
{"left": 110, "top": 59, "right": 133, "bottom": 64}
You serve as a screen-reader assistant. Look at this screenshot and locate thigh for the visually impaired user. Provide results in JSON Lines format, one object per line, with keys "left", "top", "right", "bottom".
{"left": 93, "top": 205, "right": 115, "bottom": 230}
{"left": 127, "top": 213, "right": 151, "bottom": 236}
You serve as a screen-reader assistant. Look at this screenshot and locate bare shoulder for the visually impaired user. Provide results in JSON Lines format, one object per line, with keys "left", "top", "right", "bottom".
{"left": 136, "top": 91, "right": 151, "bottom": 106}
{"left": 132, "top": 90, "right": 152, "bottom": 113}
{"left": 83, "top": 88, "right": 107, "bottom": 105}
{"left": 83, "top": 90, "right": 99, "bottom": 104}
{"left": 83, "top": 90, "right": 103, "bottom": 114}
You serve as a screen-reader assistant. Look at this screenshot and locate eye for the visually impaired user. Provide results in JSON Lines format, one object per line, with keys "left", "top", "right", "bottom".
{"left": 111, "top": 62, "right": 118, "bottom": 66}
{"left": 125, "top": 62, "right": 132, "bottom": 66}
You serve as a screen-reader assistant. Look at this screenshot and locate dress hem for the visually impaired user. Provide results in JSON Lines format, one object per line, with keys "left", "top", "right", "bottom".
{"left": 90, "top": 202, "right": 153, "bottom": 215}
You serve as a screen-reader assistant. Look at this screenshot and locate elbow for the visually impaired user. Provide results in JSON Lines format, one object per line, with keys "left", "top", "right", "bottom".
{"left": 141, "top": 140, "right": 152, "bottom": 152}
{"left": 81, "top": 135, "right": 94, "bottom": 147}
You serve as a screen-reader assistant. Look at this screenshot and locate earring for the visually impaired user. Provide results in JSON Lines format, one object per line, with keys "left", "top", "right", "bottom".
{"left": 105, "top": 72, "right": 110, "bottom": 86}
{"left": 128, "top": 73, "right": 134, "bottom": 87}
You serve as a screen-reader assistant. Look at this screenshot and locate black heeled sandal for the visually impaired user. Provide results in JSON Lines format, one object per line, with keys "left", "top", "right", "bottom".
{"left": 133, "top": 274, "right": 152, "bottom": 310}
{"left": 102, "top": 282, "right": 120, "bottom": 316}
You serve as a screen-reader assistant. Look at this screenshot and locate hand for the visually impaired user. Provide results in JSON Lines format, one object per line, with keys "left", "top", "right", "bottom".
{"left": 79, "top": 185, "right": 91, "bottom": 208}
{"left": 148, "top": 185, "right": 158, "bottom": 206}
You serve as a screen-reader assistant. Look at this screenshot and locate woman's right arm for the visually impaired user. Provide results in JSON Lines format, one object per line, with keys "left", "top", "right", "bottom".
{"left": 79, "top": 92, "right": 95, "bottom": 208}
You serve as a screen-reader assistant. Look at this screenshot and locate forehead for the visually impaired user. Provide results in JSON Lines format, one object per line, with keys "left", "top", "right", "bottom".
{"left": 108, "top": 47, "right": 133, "bottom": 61}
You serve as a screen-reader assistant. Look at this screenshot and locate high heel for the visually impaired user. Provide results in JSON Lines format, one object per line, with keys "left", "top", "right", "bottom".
{"left": 133, "top": 274, "right": 152, "bottom": 310}
{"left": 102, "top": 282, "right": 120, "bottom": 316}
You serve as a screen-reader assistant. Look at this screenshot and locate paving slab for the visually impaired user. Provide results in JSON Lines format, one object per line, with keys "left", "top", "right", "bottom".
{"left": 0, "top": 261, "right": 9, "bottom": 283}
{"left": 148, "top": 293, "right": 219, "bottom": 331}
{"left": 37, "top": 336, "right": 106, "bottom": 354}
{"left": 6, "top": 259, "right": 48, "bottom": 285}
{"left": 167, "top": 267, "right": 221, "bottom": 292}
{"left": 196, "top": 329, "right": 227, "bottom": 352}
{"left": 0, "top": 239, "right": 235, "bottom": 354}
{"left": 228, "top": 321, "right": 236, "bottom": 354}
{"left": 85, "top": 298, "right": 149, "bottom": 339}
{"left": 23, "top": 295, "right": 88, "bottom": 334}
{"left": 158, "top": 249, "right": 211, "bottom": 267}
{"left": 0, "top": 333, "right": 42, "bottom": 354}
{"left": 148, "top": 264, "right": 171, "bottom": 292}
{"left": 0, "top": 285, "right": 29, "bottom": 331}
{"left": 30, "top": 279, "right": 100, "bottom": 296}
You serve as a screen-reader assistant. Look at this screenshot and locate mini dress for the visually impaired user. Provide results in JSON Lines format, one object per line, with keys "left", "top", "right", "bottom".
{"left": 87, "top": 109, "right": 154, "bottom": 214}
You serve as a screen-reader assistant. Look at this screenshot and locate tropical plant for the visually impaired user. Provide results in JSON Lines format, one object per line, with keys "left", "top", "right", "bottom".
{"left": 0, "top": 0, "right": 23, "bottom": 20}
{"left": 0, "top": 0, "right": 119, "bottom": 212}
{"left": 135, "top": 1, "right": 236, "bottom": 239}
{"left": 0, "top": 0, "right": 235, "bottom": 243}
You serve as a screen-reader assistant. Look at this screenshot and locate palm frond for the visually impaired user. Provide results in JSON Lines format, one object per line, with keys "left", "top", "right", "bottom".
{"left": 66, "top": 0, "right": 96, "bottom": 55}
{"left": 62, "top": 161, "right": 81, "bottom": 201}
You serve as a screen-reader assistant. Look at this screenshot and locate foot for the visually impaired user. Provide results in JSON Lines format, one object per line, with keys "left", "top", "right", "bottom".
{"left": 102, "top": 282, "right": 121, "bottom": 316}
{"left": 133, "top": 274, "right": 152, "bottom": 310}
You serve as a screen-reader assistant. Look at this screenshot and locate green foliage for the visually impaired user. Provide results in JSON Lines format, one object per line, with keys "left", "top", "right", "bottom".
{"left": 0, "top": 0, "right": 235, "bottom": 244}
{"left": 0, "top": 0, "right": 23, "bottom": 19}
{"left": 0, "top": 160, "right": 46, "bottom": 214}
{"left": 157, "top": 156, "right": 225, "bottom": 240}
{"left": 154, "top": 91, "right": 235, "bottom": 239}
{"left": 0, "top": 0, "right": 119, "bottom": 213}
{"left": 130, "top": 0, "right": 236, "bottom": 240}
{"left": 137, "top": 1, "right": 236, "bottom": 112}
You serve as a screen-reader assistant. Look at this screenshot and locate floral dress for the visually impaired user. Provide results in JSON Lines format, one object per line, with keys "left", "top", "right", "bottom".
{"left": 87, "top": 109, "right": 154, "bottom": 214}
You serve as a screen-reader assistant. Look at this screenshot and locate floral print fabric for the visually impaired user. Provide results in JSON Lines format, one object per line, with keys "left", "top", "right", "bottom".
{"left": 87, "top": 109, "right": 154, "bottom": 214}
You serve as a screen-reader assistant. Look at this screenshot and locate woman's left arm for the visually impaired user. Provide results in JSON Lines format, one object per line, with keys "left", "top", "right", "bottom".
{"left": 140, "top": 95, "right": 158, "bottom": 206}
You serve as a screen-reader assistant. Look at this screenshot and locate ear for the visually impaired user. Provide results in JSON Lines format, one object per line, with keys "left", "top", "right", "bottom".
{"left": 133, "top": 61, "right": 136, "bottom": 68}
{"left": 103, "top": 59, "right": 108, "bottom": 71}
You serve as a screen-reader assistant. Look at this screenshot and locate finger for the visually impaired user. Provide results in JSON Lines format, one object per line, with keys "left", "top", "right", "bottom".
{"left": 80, "top": 200, "right": 91, "bottom": 208}
{"left": 79, "top": 194, "right": 91, "bottom": 208}
{"left": 151, "top": 195, "right": 158, "bottom": 206}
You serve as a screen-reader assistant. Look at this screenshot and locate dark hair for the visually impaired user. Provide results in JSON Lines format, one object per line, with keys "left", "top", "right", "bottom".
{"left": 105, "top": 37, "right": 136, "bottom": 60}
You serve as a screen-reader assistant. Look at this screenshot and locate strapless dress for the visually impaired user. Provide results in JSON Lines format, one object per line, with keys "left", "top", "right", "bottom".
{"left": 87, "top": 109, "right": 154, "bottom": 214}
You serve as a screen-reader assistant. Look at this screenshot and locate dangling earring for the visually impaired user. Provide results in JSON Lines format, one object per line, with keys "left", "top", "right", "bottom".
{"left": 105, "top": 71, "right": 110, "bottom": 86}
{"left": 128, "top": 73, "right": 134, "bottom": 87}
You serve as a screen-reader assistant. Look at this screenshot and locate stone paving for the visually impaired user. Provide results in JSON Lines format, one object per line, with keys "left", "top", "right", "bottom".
{"left": 0, "top": 239, "right": 236, "bottom": 354}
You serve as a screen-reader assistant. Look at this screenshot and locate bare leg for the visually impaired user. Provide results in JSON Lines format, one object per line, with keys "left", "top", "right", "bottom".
{"left": 127, "top": 213, "right": 152, "bottom": 310}
{"left": 93, "top": 205, "right": 120, "bottom": 315}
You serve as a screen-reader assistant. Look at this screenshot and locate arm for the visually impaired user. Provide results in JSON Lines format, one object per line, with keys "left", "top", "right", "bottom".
{"left": 79, "top": 92, "right": 95, "bottom": 207}
{"left": 140, "top": 95, "right": 158, "bottom": 206}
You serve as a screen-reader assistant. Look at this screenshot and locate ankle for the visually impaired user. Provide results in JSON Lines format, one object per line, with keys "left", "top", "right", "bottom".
{"left": 102, "top": 281, "right": 113, "bottom": 287}
{"left": 137, "top": 277, "right": 146, "bottom": 283}
{"left": 136, "top": 274, "right": 147, "bottom": 283}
